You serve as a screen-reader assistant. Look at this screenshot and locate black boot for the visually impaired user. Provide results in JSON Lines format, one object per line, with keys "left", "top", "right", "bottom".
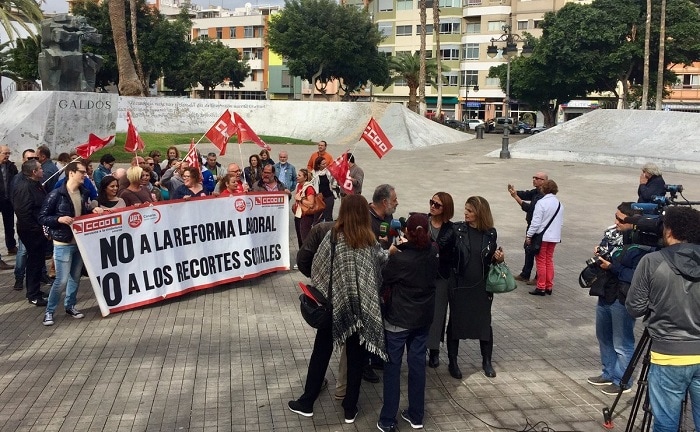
{"left": 428, "top": 349, "right": 440, "bottom": 368}
{"left": 446, "top": 339, "right": 462, "bottom": 379}
{"left": 480, "top": 339, "right": 496, "bottom": 378}
{"left": 13, "top": 278, "right": 23, "bottom": 291}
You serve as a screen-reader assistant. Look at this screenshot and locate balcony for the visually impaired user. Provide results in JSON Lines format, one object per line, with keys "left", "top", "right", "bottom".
{"left": 462, "top": 0, "right": 510, "bottom": 5}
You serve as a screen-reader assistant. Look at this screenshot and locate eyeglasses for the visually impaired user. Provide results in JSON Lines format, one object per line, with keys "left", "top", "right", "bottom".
{"left": 76, "top": 170, "right": 87, "bottom": 175}
{"left": 429, "top": 200, "right": 443, "bottom": 209}
{"left": 533, "top": 176, "right": 546, "bottom": 181}
{"left": 27, "top": 157, "right": 38, "bottom": 160}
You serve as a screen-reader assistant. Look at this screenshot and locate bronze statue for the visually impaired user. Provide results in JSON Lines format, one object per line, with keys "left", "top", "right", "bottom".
{"left": 38, "top": 14, "right": 104, "bottom": 92}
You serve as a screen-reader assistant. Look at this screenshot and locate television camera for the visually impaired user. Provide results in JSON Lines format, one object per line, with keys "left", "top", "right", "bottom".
{"left": 629, "top": 184, "right": 699, "bottom": 248}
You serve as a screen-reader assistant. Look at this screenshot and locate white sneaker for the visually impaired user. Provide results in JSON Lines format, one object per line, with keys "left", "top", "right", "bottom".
{"left": 292, "top": 264, "right": 298, "bottom": 270}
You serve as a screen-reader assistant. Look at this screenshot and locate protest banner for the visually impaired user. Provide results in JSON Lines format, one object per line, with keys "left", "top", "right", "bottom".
{"left": 73, "top": 193, "right": 290, "bottom": 316}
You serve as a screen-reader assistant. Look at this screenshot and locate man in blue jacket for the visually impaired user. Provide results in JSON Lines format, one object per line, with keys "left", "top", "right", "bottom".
{"left": 587, "top": 202, "right": 655, "bottom": 396}
{"left": 39, "top": 161, "right": 94, "bottom": 326}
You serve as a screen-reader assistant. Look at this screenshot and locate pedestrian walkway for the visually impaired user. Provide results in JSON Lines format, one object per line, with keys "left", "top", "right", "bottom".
{"left": 0, "top": 133, "right": 698, "bottom": 431}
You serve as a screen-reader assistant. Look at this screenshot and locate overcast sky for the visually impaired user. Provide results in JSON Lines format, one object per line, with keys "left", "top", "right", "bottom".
{"left": 42, "top": 0, "right": 284, "bottom": 14}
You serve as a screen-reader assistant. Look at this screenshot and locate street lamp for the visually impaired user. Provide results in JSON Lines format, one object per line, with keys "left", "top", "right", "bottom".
{"left": 487, "top": 24, "right": 533, "bottom": 159}
{"left": 464, "top": 84, "right": 479, "bottom": 124}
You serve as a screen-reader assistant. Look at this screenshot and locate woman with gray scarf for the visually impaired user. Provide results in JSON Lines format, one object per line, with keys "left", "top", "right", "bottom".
{"left": 288, "top": 195, "right": 389, "bottom": 424}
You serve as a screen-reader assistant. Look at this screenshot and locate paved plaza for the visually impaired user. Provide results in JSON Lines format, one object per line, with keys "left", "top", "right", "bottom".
{"left": 1, "top": 133, "right": 699, "bottom": 431}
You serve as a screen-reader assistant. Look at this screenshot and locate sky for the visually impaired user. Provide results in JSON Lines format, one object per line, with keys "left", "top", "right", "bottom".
{"left": 41, "top": 0, "right": 284, "bottom": 14}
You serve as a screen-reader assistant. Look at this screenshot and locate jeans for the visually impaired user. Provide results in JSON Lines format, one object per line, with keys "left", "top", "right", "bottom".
{"left": 595, "top": 299, "right": 636, "bottom": 387}
{"left": 46, "top": 243, "right": 83, "bottom": 313}
{"left": 649, "top": 362, "right": 700, "bottom": 432}
{"left": 520, "top": 237, "right": 536, "bottom": 279}
{"left": 13, "top": 238, "right": 27, "bottom": 280}
{"left": 535, "top": 241, "right": 557, "bottom": 289}
{"left": 379, "top": 326, "right": 429, "bottom": 427}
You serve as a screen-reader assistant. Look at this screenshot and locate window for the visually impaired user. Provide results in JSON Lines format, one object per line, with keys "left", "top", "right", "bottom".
{"left": 439, "top": 20, "right": 460, "bottom": 35}
{"left": 485, "top": 77, "right": 500, "bottom": 87}
{"left": 682, "top": 74, "right": 700, "bottom": 87}
{"left": 281, "top": 70, "right": 291, "bottom": 88}
{"left": 229, "top": 27, "right": 236, "bottom": 38}
{"left": 425, "top": 49, "right": 433, "bottom": 58}
{"left": 255, "top": 27, "right": 264, "bottom": 37}
{"left": 463, "top": 43, "right": 479, "bottom": 60}
{"left": 517, "top": 21, "right": 528, "bottom": 30}
{"left": 397, "top": 0, "right": 413, "bottom": 10}
{"left": 378, "top": 22, "right": 393, "bottom": 37}
{"left": 378, "top": 0, "right": 393, "bottom": 11}
{"left": 242, "top": 48, "right": 260, "bottom": 60}
{"left": 396, "top": 25, "right": 412, "bottom": 36}
{"left": 442, "top": 72, "right": 459, "bottom": 86}
{"left": 396, "top": 50, "right": 412, "bottom": 57}
{"left": 439, "top": 46, "right": 460, "bottom": 60}
{"left": 394, "top": 78, "right": 407, "bottom": 86}
{"left": 466, "top": 23, "right": 481, "bottom": 34}
{"left": 465, "top": 0, "right": 481, "bottom": 4}
{"left": 415, "top": 24, "right": 434, "bottom": 34}
{"left": 460, "top": 70, "right": 478, "bottom": 86}
{"left": 378, "top": 47, "right": 393, "bottom": 57}
{"left": 488, "top": 21, "right": 506, "bottom": 31}
{"left": 533, "top": 20, "right": 543, "bottom": 28}
{"left": 439, "top": 0, "right": 460, "bottom": 6}
{"left": 244, "top": 26, "right": 254, "bottom": 38}
{"left": 216, "top": 28, "right": 222, "bottom": 39}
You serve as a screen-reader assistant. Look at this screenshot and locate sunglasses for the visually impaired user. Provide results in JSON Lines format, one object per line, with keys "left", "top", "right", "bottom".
{"left": 27, "top": 157, "right": 39, "bottom": 160}
{"left": 429, "top": 200, "right": 443, "bottom": 209}
{"left": 616, "top": 215, "right": 626, "bottom": 224}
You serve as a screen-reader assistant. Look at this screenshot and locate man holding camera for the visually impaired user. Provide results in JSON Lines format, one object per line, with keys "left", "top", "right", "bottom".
{"left": 587, "top": 202, "right": 655, "bottom": 395}
{"left": 626, "top": 207, "right": 700, "bottom": 432}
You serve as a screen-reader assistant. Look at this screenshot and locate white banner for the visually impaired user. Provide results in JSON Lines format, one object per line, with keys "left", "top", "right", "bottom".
{"left": 73, "top": 193, "right": 290, "bottom": 316}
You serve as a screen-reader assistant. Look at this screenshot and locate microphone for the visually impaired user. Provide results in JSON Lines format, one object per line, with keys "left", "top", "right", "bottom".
{"left": 389, "top": 218, "right": 405, "bottom": 244}
{"left": 379, "top": 222, "right": 389, "bottom": 237}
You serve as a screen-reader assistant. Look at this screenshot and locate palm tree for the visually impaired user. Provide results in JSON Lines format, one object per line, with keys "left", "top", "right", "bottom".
{"left": 108, "top": 0, "right": 144, "bottom": 96}
{"left": 433, "top": 0, "right": 442, "bottom": 117}
{"left": 655, "top": 0, "right": 666, "bottom": 110}
{"left": 418, "top": 0, "right": 426, "bottom": 115}
{"left": 0, "top": 0, "right": 43, "bottom": 103}
{"left": 389, "top": 52, "right": 442, "bottom": 113}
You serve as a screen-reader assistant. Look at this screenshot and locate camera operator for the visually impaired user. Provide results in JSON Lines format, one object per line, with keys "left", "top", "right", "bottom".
{"left": 587, "top": 202, "right": 656, "bottom": 396}
{"left": 626, "top": 206, "right": 700, "bottom": 432}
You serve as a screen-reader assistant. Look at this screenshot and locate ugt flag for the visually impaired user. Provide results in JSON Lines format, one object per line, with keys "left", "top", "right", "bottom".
{"left": 124, "top": 111, "right": 145, "bottom": 152}
{"left": 361, "top": 117, "right": 393, "bottom": 159}
{"left": 205, "top": 110, "right": 237, "bottom": 156}
{"left": 76, "top": 134, "right": 114, "bottom": 158}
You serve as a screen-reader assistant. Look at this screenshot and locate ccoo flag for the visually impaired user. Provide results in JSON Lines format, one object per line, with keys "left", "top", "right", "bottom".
{"left": 76, "top": 133, "right": 114, "bottom": 158}
{"left": 205, "top": 110, "right": 237, "bottom": 156}
{"left": 124, "top": 111, "right": 145, "bottom": 152}
{"left": 184, "top": 138, "right": 200, "bottom": 169}
{"left": 327, "top": 152, "right": 353, "bottom": 195}
{"left": 361, "top": 117, "right": 393, "bottom": 159}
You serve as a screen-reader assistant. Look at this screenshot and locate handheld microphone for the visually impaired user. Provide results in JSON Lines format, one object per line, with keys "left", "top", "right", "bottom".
{"left": 379, "top": 222, "right": 389, "bottom": 237}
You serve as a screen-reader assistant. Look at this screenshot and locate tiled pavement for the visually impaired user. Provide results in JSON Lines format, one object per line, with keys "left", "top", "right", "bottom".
{"left": 1, "top": 133, "right": 699, "bottom": 431}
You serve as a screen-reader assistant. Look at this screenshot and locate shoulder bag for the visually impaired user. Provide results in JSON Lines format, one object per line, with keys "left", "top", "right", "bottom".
{"left": 486, "top": 261, "right": 517, "bottom": 293}
{"left": 527, "top": 203, "right": 561, "bottom": 255}
{"left": 300, "top": 187, "right": 326, "bottom": 217}
{"left": 299, "top": 232, "right": 335, "bottom": 328}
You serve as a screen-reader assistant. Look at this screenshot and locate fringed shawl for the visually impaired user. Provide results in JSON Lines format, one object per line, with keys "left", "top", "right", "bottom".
{"left": 311, "top": 231, "right": 389, "bottom": 361}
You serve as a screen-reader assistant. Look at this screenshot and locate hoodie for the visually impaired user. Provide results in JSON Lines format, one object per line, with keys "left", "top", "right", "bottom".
{"left": 626, "top": 243, "right": 700, "bottom": 356}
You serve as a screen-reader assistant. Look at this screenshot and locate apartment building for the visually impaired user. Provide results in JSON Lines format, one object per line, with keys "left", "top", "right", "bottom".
{"left": 186, "top": 4, "right": 280, "bottom": 100}
{"left": 363, "top": 0, "right": 592, "bottom": 121}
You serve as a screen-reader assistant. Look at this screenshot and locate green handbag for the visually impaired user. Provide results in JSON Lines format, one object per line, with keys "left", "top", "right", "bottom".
{"left": 486, "top": 262, "right": 517, "bottom": 294}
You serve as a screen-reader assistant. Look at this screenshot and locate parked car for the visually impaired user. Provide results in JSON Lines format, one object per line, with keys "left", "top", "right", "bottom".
{"left": 464, "top": 119, "right": 485, "bottom": 130}
{"left": 530, "top": 126, "right": 548, "bottom": 134}
{"left": 516, "top": 121, "right": 532, "bottom": 134}
{"left": 443, "top": 119, "right": 467, "bottom": 132}
{"left": 485, "top": 117, "right": 514, "bottom": 133}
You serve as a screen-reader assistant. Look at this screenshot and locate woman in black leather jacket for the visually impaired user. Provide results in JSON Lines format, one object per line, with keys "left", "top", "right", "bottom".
{"left": 425, "top": 192, "right": 456, "bottom": 368}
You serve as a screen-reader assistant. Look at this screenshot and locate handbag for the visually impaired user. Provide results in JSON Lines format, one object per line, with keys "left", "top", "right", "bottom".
{"left": 299, "top": 231, "right": 336, "bottom": 328}
{"left": 485, "top": 261, "right": 517, "bottom": 293}
{"left": 527, "top": 203, "right": 561, "bottom": 255}
{"left": 300, "top": 191, "right": 326, "bottom": 217}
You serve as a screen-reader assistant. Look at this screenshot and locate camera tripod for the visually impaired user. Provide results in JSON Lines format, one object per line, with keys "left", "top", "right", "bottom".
{"left": 602, "top": 328, "right": 688, "bottom": 431}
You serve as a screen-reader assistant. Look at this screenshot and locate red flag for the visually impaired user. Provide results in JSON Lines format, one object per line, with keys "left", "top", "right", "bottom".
{"left": 361, "top": 117, "right": 393, "bottom": 159}
{"left": 124, "top": 111, "right": 145, "bottom": 152}
{"left": 75, "top": 133, "right": 114, "bottom": 158}
{"left": 184, "top": 138, "right": 200, "bottom": 169}
{"left": 327, "top": 152, "right": 353, "bottom": 195}
{"left": 205, "top": 110, "right": 237, "bottom": 156}
{"left": 234, "top": 112, "right": 270, "bottom": 151}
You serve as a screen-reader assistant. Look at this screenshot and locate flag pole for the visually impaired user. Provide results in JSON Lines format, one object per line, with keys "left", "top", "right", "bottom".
{"left": 237, "top": 140, "right": 248, "bottom": 185}
{"left": 41, "top": 156, "right": 83, "bottom": 188}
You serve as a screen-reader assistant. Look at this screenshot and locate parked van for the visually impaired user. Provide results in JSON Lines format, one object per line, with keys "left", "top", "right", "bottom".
{"left": 486, "top": 117, "right": 514, "bottom": 133}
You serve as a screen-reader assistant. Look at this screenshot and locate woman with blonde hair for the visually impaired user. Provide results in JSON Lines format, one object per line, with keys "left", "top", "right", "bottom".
{"left": 527, "top": 180, "right": 564, "bottom": 295}
{"left": 288, "top": 194, "right": 389, "bottom": 425}
{"left": 119, "top": 166, "right": 153, "bottom": 206}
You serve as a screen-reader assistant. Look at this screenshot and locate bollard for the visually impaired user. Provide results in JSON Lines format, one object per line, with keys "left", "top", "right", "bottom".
{"left": 475, "top": 125, "right": 484, "bottom": 139}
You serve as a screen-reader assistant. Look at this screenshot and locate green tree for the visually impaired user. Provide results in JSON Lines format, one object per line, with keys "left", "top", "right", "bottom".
{"left": 190, "top": 39, "right": 249, "bottom": 99}
{"left": 388, "top": 52, "right": 442, "bottom": 113}
{"left": 267, "top": 0, "right": 388, "bottom": 100}
{"left": 8, "top": 36, "right": 40, "bottom": 89}
{"left": 1, "top": 0, "right": 43, "bottom": 102}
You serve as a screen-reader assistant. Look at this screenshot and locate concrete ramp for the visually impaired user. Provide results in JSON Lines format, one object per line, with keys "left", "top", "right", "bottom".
{"left": 489, "top": 109, "right": 700, "bottom": 174}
